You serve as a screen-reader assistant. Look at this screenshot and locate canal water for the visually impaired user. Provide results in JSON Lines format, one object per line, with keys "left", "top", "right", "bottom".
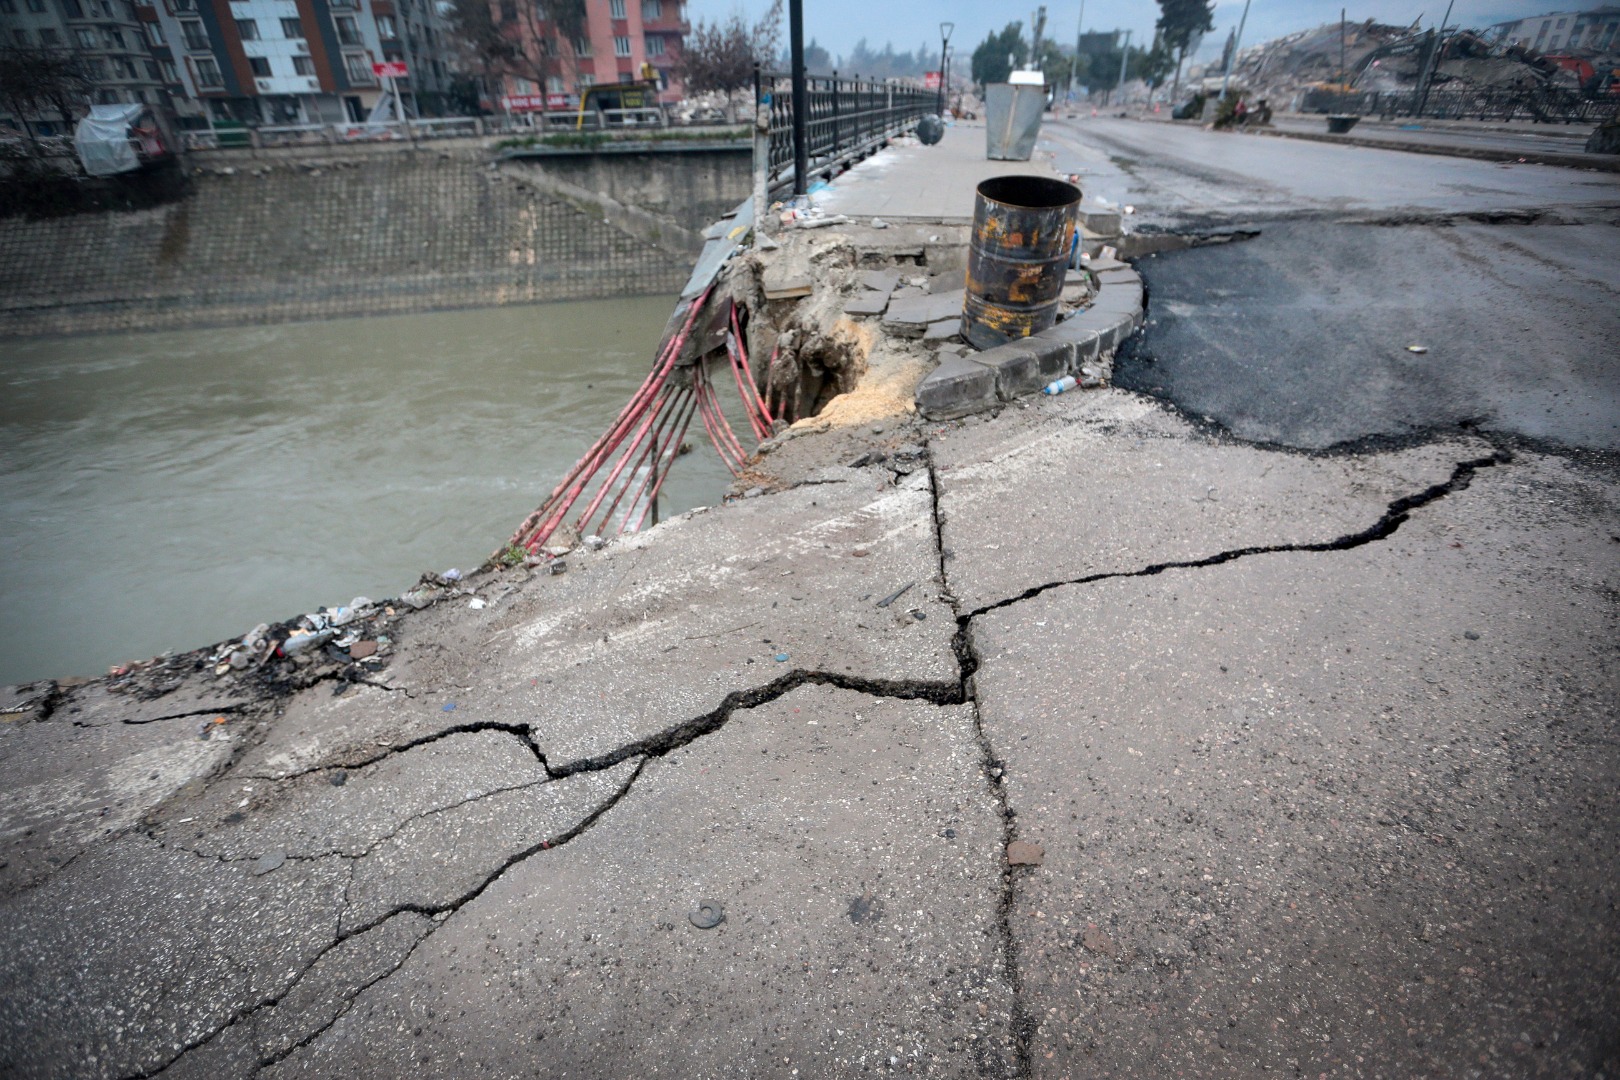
{"left": 0, "top": 298, "right": 738, "bottom": 686}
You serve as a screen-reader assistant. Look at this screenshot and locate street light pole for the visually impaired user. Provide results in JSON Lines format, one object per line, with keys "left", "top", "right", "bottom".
{"left": 1220, "top": 0, "right": 1252, "bottom": 98}
{"left": 789, "top": 0, "right": 807, "bottom": 195}
{"left": 938, "top": 22, "right": 954, "bottom": 115}
{"left": 1114, "top": 28, "right": 1130, "bottom": 105}
{"left": 1070, "top": 0, "right": 1084, "bottom": 100}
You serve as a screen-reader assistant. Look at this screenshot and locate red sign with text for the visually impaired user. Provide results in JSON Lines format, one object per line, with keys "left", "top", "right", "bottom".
{"left": 372, "top": 61, "right": 408, "bottom": 78}
{"left": 501, "top": 93, "right": 575, "bottom": 112}
{"left": 924, "top": 71, "right": 941, "bottom": 90}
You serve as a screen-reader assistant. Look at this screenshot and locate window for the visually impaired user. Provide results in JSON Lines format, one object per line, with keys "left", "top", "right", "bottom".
{"left": 96, "top": 88, "right": 121, "bottom": 103}
{"left": 537, "top": 35, "right": 553, "bottom": 55}
{"left": 61, "top": 0, "right": 81, "bottom": 16}
{"left": 145, "top": 59, "right": 160, "bottom": 78}
{"left": 344, "top": 52, "right": 372, "bottom": 81}
{"left": 619, "top": 70, "right": 632, "bottom": 82}
{"left": 192, "top": 55, "right": 221, "bottom": 85}
{"left": 172, "top": 0, "right": 194, "bottom": 10}
{"left": 293, "top": 54, "right": 314, "bottom": 74}
{"left": 0, "top": 0, "right": 15, "bottom": 13}
{"left": 102, "top": 26, "right": 124, "bottom": 47}
{"left": 25, "top": 0, "right": 44, "bottom": 11}
{"left": 280, "top": 17, "right": 302, "bottom": 37}
{"left": 248, "top": 56, "right": 270, "bottom": 75}
{"left": 641, "top": 0, "right": 659, "bottom": 20}
{"left": 180, "top": 19, "right": 207, "bottom": 49}
{"left": 497, "top": 0, "right": 512, "bottom": 20}
{"left": 12, "top": 29, "right": 29, "bottom": 45}
{"left": 144, "top": 21, "right": 164, "bottom": 45}
{"left": 75, "top": 26, "right": 97, "bottom": 47}
{"left": 608, "top": 0, "right": 623, "bottom": 18}
{"left": 577, "top": 72, "right": 594, "bottom": 88}
{"left": 83, "top": 56, "right": 106, "bottom": 77}
{"left": 160, "top": 58, "right": 178, "bottom": 81}
{"left": 334, "top": 15, "right": 360, "bottom": 45}
{"left": 117, "top": 57, "right": 137, "bottom": 77}
{"left": 235, "top": 18, "right": 257, "bottom": 39}
{"left": 40, "top": 27, "right": 60, "bottom": 44}
{"left": 613, "top": 34, "right": 630, "bottom": 56}
{"left": 572, "top": 34, "right": 590, "bottom": 55}
{"left": 375, "top": 14, "right": 396, "bottom": 37}
{"left": 546, "top": 74, "right": 563, "bottom": 92}
{"left": 1549, "top": 35, "right": 1561, "bottom": 48}
{"left": 644, "top": 33, "right": 663, "bottom": 55}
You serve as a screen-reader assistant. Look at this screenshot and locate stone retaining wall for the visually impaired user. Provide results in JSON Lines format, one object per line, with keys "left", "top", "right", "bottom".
{"left": 0, "top": 149, "right": 693, "bottom": 337}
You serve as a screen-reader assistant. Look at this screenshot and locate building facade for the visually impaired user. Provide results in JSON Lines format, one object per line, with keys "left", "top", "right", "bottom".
{"left": 1493, "top": 6, "right": 1620, "bottom": 53}
{"left": 494, "top": 0, "right": 686, "bottom": 112}
{"left": 0, "top": 0, "right": 458, "bottom": 135}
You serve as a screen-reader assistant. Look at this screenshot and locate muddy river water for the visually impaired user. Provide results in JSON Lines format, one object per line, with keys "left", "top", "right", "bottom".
{"left": 0, "top": 298, "right": 737, "bottom": 685}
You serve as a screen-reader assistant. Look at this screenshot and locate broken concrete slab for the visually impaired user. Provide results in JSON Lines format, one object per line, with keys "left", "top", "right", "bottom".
{"left": 857, "top": 267, "right": 902, "bottom": 295}
{"left": 0, "top": 711, "right": 237, "bottom": 900}
{"left": 842, "top": 290, "right": 890, "bottom": 317}
{"left": 884, "top": 289, "right": 966, "bottom": 332}
{"left": 0, "top": 835, "right": 349, "bottom": 1079}
{"left": 341, "top": 759, "right": 639, "bottom": 934}
{"left": 924, "top": 317, "right": 962, "bottom": 341}
{"left": 931, "top": 390, "right": 1494, "bottom": 612}
{"left": 238, "top": 476, "right": 957, "bottom": 776}
{"left": 916, "top": 355, "right": 996, "bottom": 421}
{"left": 969, "top": 452, "right": 1619, "bottom": 1077}
{"left": 152, "top": 727, "right": 551, "bottom": 859}
{"left": 266, "top": 686, "right": 1019, "bottom": 1079}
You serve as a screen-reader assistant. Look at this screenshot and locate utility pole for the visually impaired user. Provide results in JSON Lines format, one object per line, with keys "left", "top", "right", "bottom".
{"left": 789, "top": 0, "right": 807, "bottom": 195}
{"left": 1339, "top": 7, "right": 1347, "bottom": 114}
{"left": 1220, "top": 0, "right": 1252, "bottom": 98}
{"left": 1114, "top": 28, "right": 1130, "bottom": 105}
{"left": 1415, "top": 0, "right": 1455, "bottom": 118}
{"left": 1069, "top": 0, "right": 1085, "bottom": 100}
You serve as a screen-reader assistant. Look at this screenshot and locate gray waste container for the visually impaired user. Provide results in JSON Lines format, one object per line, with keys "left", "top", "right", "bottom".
{"left": 985, "top": 84, "right": 1046, "bottom": 161}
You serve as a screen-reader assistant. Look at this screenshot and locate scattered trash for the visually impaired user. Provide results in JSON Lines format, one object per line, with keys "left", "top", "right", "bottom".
{"left": 870, "top": 217, "right": 889, "bottom": 229}
{"left": 441, "top": 568, "right": 463, "bottom": 582}
{"left": 850, "top": 549, "right": 870, "bottom": 558}
{"left": 468, "top": 597, "right": 487, "bottom": 610}
{"left": 401, "top": 585, "right": 445, "bottom": 610}
{"left": 689, "top": 900, "right": 725, "bottom": 929}
{"left": 583, "top": 535, "right": 607, "bottom": 551}
{"left": 875, "top": 582, "right": 915, "bottom": 608}
{"left": 280, "top": 629, "right": 335, "bottom": 657}
{"left": 442, "top": 702, "right": 458, "bottom": 712}
{"left": 329, "top": 598, "right": 373, "bottom": 626}
{"left": 1123, "top": 205, "right": 1136, "bottom": 215}
{"left": 774, "top": 653, "right": 790, "bottom": 663}
{"left": 1007, "top": 840, "right": 1045, "bottom": 866}
{"left": 329, "top": 771, "right": 348, "bottom": 787}
{"left": 1406, "top": 344, "right": 1429, "bottom": 354}
{"left": 908, "top": 608, "right": 927, "bottom": 621}
{"left": 251, "top": 851, "right": 287, "bottom": 876}
{"left": 349, "top": 641, "right": 378, "bottom": 660}
{"left": 546, "top": 560, "right": 568, "bottom": 576}
{"left": 1043, "top": 375, "right": 1078, "bottom": 395}
{"left": 1464, "top": 630, "right": 1481, "bottom": 640}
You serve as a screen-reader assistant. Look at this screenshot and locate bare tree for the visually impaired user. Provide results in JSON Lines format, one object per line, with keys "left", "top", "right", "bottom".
{"left": 445, "top": 0, "right": 587, "bottom": 107}
{"left": 675, "top": 0, "right": 781, "bottom": 115}
{"left": 0, "top": 46, "right": 91, "bottom": 154}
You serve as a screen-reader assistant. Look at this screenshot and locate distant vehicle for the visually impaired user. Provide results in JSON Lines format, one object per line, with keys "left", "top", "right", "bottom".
{"left": 571, "top": 81, "right": 666, "bottom": 130}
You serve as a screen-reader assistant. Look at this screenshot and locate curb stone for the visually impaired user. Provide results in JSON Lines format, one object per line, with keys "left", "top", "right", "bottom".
{"left": 915, "top": 268, "right": 1144, "bottom": 420}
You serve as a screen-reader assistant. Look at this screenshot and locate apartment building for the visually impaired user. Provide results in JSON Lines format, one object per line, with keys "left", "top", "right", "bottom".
{"left": 143, "top": 0, "right": 455, "bottom": 124}
{"left": 0, "top": 0, "right": 177, "bottom": 134}
{"left": 496, "top": 0, "right": 686, "bottom": 110}
{"left": 1493, "top": 6, "right": 1620, "bottom": 53}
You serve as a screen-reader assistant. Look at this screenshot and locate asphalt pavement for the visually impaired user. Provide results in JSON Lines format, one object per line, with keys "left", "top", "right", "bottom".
{"left": 1043, "top": 116, "right": 1620, "bottom": 451}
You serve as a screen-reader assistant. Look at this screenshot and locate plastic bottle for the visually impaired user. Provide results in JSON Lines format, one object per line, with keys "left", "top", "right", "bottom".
{"left": 1043, "top": 375, "right": 1078, "bottom": 395}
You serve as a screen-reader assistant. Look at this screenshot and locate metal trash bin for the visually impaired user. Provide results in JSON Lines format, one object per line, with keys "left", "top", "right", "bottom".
{"left": 961, "top": 174, "right": 1081, "bottom": 350}
{"left": 984, "top": 82, "right": 1047, "bottom": 161}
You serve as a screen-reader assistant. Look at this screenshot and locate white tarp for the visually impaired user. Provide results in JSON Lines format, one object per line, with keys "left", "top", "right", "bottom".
{"left": 75, "top": 103, "right": 143, "bottom": 177}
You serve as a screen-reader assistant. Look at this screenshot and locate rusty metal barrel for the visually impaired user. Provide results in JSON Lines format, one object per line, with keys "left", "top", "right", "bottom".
{"left": 961, "top": 175, "right": 1082, "bottom": 350}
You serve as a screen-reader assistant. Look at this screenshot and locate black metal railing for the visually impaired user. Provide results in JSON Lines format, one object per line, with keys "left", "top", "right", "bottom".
{"left": 1302, "top": 85, "right": 1620, "bottom": 125}
{"left": 757, "top": 70, "right": 936, "bottom": 195}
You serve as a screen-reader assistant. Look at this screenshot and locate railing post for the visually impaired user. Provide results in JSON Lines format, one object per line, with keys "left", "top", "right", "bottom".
{"left": 752, "top": 62, "right": 771, "bottom": 242}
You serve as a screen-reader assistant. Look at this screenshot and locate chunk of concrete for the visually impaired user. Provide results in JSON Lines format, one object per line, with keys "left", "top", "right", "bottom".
{"left": 923, "top": 317, "right": 962, "bottom": 342}
{"left": 916, "top": 355, "right": 996, "bottom": 420}
{"left": 858, "top": 268, "right": 902, "bottom": 295}
{"left": 843, "top": 291, "right": 890, "bottom": 317}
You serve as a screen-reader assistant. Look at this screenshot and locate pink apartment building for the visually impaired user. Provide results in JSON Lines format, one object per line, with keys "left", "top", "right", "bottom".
{"left": 494, "top": 0, "right": 686, "bottom": 110}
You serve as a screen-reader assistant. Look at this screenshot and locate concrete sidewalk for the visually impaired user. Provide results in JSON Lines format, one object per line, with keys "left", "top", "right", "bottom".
{"left": 1, "top": 117, "right": 1616, "bottom": 1080}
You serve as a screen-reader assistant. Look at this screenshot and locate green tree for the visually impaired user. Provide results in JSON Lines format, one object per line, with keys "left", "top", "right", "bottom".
{"left": 970, "top": 22, "right": 1028, "bottom": 88}
{"left": 1156, "top": 0, "right": 1214, "bottom": 100}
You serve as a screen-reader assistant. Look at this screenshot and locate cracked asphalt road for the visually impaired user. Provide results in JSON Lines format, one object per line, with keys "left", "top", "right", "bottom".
{"left": 1, "top": 122, "right": 1617, "bottom": 1079}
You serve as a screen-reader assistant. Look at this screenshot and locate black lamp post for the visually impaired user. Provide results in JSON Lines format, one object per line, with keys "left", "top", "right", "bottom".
{"left": 938, "top": 22, "right": 954, "bottom": 115}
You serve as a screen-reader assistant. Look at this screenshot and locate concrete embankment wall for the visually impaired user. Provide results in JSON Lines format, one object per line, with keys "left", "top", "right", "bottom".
{"left": 0, "top": 142, "right": 747, "bottom": 337}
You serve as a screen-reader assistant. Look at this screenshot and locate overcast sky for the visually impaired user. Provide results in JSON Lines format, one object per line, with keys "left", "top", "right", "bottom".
{"left": 685, "top": 0, "right": 1565, "bottom": 68}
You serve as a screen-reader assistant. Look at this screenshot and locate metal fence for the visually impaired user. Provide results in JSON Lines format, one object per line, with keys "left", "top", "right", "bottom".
{"left": 1303, "top": 85, "right": 1620, "bottom": 125}
{"left": 180, "top": 116, "right": 493, "bottom": 151}
{"left": 758, "top": 70, "right": 936, "bottom": 195}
